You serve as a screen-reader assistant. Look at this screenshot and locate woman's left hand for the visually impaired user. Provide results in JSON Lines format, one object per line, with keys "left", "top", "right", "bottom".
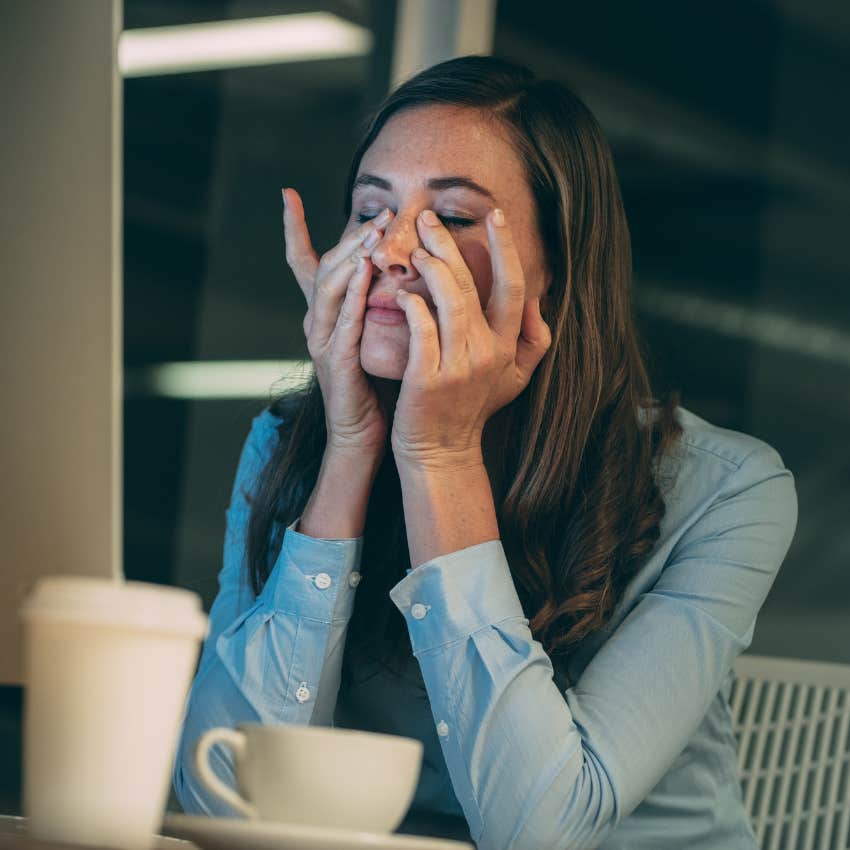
{"left": 390, "top": 207, "right": 553, "bottom": 470}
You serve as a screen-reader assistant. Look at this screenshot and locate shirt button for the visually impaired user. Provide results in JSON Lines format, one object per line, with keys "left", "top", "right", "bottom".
{"left": 437, "top": 721, "right": 449, "bottom": 737}
{"left": 348, "top": 571, "right": 361, "bottom": 588}
{"left": 411, "top": 603, "right": 427, "bottom": 620}
{"left": 314, "top": 572, "right": 331, "bottom": 590}
{"left": 295, "top": 683, "right": 310, "bottom": 703}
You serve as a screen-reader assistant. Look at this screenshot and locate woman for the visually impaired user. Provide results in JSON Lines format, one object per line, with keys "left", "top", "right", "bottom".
{"left": 173, "top": 55, "right": 797, "bottom": 849}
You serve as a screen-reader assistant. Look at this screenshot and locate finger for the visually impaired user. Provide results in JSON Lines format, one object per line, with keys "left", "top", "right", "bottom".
{"left": 515, "top": 296, "right": 553, "bottom": 385}
{"left": 394, "top": 289, "right": 441, "bottom": 378}
{"left": 310, "top": 241, "right": 378, "bottom": 347}
{"left": 409, "top": 246, "right": 469, "bottom": 369}
{"left": 415, "top": 210, "right": 479, "bottom": 311}
{"left": 332, "top": 255, "right": 373, "bottom": 355}
{"left": 282, "top": 188, "right": 321, "bottom": 298}
{"left": 482, "top": 208, "right": 526, "bottom": 343}
{"left": 322, "top": 206, "right": 393, "bottom": 270}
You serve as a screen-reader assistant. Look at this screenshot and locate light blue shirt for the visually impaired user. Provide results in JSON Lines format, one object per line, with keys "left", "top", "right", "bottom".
{"left": 172, "top": 404, "right": 798, "bottom": 850}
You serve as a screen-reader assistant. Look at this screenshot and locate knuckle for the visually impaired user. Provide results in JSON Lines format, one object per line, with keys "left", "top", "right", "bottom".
{"left": 443, "top": 367, "right": 466, "bottom": 387}
{"left": 506, "top": 280, "right": 526, "bottom": 300}
{"left": 476, "top": 347, "right": 498, "bottom": 370}
{"left": 314, "top": 278, "right": 330, "bottom": 302}
{"left": 447, "top": 299, "right": 466, "bottom": 320}
{"left": 450, "top": 263, "right": 469, "bottom": 283}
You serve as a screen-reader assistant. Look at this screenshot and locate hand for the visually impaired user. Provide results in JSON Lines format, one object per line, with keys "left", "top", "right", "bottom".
{"left": 390, "top": 207, "right": 552, "bottom": 469}
{"left": 282, "top": 187, "right": 395, "bottom": 457}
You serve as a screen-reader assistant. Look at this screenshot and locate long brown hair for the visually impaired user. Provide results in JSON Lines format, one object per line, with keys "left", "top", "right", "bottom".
{"left": 244, "top": 55, "right": 683, "bottom": 689}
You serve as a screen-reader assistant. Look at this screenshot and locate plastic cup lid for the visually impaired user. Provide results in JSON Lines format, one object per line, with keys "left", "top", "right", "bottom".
{"left": 19, "top": 575, "right": 208, "bottom": 639}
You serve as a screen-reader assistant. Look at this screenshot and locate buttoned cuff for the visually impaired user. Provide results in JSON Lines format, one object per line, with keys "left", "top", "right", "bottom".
{"left": 388, "top": 539, "right": 526, "bottom": 656}
{"left": 258, "top": 516, "right": 364, "bottom": 622}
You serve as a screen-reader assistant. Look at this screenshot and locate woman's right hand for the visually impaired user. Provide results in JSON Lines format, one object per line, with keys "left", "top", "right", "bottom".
{"left": 281, "top": 187, "right": 394, "bottom": 458}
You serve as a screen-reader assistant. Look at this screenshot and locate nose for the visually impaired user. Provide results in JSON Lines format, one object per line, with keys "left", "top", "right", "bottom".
{"left": 368, "top": 213, "right": 422, "bottom": 283}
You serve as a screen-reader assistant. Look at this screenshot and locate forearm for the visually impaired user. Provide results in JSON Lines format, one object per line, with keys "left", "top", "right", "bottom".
{"left": 174, "top": 533, "right": 362, "bottom": 814}
{"left": 396, "top": 451, "right": 500, "bottom": 570}
{"left": 299, "top": 447, "right": 383, "bottom": 539}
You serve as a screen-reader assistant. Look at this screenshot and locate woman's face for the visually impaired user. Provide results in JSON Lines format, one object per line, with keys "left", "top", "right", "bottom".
{"left": 346, "top": 104, "right": 550, "bottom": 381}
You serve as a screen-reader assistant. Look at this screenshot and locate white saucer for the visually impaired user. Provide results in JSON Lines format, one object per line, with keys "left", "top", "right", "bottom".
{"left": 160, "top": 813, "right": 474, "bottom": 850}
{"left": 0, "top": 814, "right": 191, "bottom": 849}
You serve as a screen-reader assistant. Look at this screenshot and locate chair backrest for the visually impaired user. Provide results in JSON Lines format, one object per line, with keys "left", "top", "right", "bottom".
{"left": 730, "top": 654, "right": 850, "bottom": 850}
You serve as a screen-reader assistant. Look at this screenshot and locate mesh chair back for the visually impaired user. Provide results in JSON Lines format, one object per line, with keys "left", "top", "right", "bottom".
{"left": 731, "top": 654, "right": 850, "bottom": 850}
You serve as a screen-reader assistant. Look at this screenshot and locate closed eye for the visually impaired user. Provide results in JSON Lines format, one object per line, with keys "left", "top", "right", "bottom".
{"left": 355, "top": 213, "right": 475, "bottom": 229}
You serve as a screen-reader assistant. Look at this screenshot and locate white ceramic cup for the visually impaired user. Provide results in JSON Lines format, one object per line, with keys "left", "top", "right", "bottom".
{"left": 19, "top": 576, "right": 208, "bottom": 850}
{"left": 195, "top": 723, "right": 423, "bottom": 832}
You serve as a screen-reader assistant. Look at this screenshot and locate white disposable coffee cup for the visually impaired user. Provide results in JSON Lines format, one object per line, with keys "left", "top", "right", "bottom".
{"left": 195, "top": 723, "right": 423, "bottom": 833}
{"left": 19, "top": 576, "right": 208, "bottom": 850}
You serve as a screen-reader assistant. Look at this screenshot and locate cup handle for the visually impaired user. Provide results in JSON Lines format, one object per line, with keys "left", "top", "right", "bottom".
{"left": 194, "top": 727, "right": 258, "bottom": 819}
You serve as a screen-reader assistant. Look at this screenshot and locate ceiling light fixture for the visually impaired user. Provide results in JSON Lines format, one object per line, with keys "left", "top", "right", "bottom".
{"left": 125, "top": 360, "right": 315, "bottom": 400}
{"left": 119, "top": 12, "right": 372, "bottom": 78}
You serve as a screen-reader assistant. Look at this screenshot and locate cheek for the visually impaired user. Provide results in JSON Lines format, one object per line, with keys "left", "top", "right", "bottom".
{"left": 460, "top": 241, "right": 494, "bottom": 305}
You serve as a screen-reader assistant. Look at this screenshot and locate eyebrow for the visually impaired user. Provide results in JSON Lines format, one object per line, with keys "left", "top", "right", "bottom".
{"left": 352, "top": 173, "right": 496, "bottom": 201}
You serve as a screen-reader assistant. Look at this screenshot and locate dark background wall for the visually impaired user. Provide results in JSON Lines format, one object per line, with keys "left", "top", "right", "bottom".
{"left": 1, "top": 0, "right": 847, "bottom": 818}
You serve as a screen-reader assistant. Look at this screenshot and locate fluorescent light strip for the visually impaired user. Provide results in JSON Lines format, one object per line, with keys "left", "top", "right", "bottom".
{"left": 127, "top": 360, "right": 315, "bottom": 399}
{"left": 635, "top": 283, "right": 850, "bottom": 368}
{"left": 118, "top": 12, "right": 373, "bottom": 78}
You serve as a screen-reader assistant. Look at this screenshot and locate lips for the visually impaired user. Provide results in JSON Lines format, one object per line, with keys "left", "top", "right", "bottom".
{"left": 366, "top": 292, "right": 404, "bottom": 311}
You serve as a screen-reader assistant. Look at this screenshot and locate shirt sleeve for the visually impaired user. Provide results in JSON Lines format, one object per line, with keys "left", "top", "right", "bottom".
{"left": 172, "top": 410, "right": 364, "bottom": 817}
{"left": 388, "top": 444, "right": 798, "bottom": 850}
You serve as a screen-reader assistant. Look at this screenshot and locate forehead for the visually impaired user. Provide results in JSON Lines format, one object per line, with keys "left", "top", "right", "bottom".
{"left": 357, "top": 104, "right": 527, "bottom": 196}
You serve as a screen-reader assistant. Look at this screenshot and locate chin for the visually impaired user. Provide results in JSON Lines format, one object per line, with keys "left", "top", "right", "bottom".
{"left": 359, "top": 333, "right": 408, "bottom": 380}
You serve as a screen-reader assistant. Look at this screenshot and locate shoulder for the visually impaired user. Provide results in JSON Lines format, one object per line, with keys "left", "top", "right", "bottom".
{"left": 234, "top": 405, "right": 288, "bottom": 483}
{"left": 672, "top": 404, "right": 788, "bottom": 472}
{"left": 645, "top": 403, "right": 795, "bottom": 508}
{"left": 246, "top": 406, "right": 286, "bottom": 452}
{"left": 591, "top": 403, "right": 800, "bottom": 639}
{"left": 659, "top": 407, "right": 797, "bottom": 547}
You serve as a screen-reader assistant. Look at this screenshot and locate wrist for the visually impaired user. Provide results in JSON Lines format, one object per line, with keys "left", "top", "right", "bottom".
{"left": 394, "top": 449, "right": 498, "bottom": 569}
{"left": 393, "top": 445, "right": 485, "bottom": 478}
{"left": 324, "top": 443, "right": 386, "bottom": 474}
{"left": 297, "top": 447, "right": 381, "bottom": 540}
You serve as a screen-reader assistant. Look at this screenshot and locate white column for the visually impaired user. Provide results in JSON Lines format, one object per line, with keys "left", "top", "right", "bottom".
{"left": 0, "top": 0, "right": 124, "bottom": 685}
{"left": 390, "top": 0, "right": 497, "bottom": 90}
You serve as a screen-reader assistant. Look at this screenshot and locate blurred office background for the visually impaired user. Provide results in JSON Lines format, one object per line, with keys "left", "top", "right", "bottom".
{"left": 122, "top": 0, "right": 850, "bottom": 657}
{"left": 2, "top": 0, "right": 849, "bottom": 816}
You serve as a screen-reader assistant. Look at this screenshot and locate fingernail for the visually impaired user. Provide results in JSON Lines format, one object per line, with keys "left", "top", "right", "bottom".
{"left": 363, "top": 229, "right": 381, "bottom": 249}
{"left": 281, "top": 188, "right": 288, "bottom": 207}
{"left": 492, "top": 208, "right": 505, "bottom": 227}
{"left": 375, "top": 207, "right": 392, "bottom": 227}
{"left": 420, "top": 209, "right": 439, "bottom": 226}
